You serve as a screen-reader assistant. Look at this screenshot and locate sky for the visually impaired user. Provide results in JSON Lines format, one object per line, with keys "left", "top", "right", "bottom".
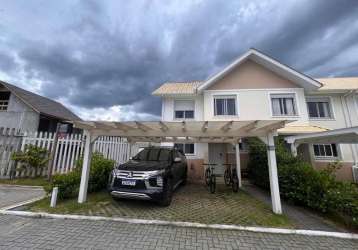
{"left": 0, "top": 0, "right": 358, "bottom": 121}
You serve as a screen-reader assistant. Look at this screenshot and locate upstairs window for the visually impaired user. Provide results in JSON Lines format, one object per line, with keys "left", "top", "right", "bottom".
{"left": 174, "top": 100, "right": 195, "bottom": 119}
{"left": 0, "top": 92, "right": 10, "bottom": 111}
{"left": 307, "top": 97, "right": 333, "bottom": 119}
{"left": 214, "top": 96, "right": 237, "bottom": 116}
{"left": 313, "top": 144, "right": 338, "bottom": 158}
{"left": 271, "top": 93, "right": 297, "bottom": 116}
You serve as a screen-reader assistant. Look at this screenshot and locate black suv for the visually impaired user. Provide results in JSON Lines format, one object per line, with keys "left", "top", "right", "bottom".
{"left": 108, "top": 147, "right": 187, "bottom": 206}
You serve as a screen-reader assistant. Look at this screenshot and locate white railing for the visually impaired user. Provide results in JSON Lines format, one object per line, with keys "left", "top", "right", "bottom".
{"left": 0, "top": 127, "right": 142, "bottom": 178}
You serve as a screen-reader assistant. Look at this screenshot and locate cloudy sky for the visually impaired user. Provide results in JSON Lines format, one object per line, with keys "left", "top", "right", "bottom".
{"left": 0, "top": 0, "right": 357, "bottom": 121}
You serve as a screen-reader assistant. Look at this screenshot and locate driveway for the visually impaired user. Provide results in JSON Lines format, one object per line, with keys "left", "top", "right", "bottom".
{"left": 0, "top": 185, "right": 45, "bottom": 210}
{"left": 0, "top": 214, "right": 356, "bottom": 250}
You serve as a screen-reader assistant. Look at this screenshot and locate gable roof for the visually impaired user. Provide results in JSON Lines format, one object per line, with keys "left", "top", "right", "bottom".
{"left": 0, "top": 80, "right": 81, "bottom": 121}
{"left": 197, "top": 48, "right": 322, "bottom": 92}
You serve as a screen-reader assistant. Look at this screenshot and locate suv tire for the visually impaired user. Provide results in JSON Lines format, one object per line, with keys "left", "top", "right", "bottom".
{"left": 159, "top": 178, "right": 173, "bottom": 206}
{"left": 182, "top": 166, "right": 188, "bottom": 186}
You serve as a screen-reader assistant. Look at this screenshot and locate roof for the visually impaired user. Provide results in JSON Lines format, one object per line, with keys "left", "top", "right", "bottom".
{"left": 72, "top": 119, "right": 291, "bottom": 143}
{"left": 316, "top": 77, "right": 358, "bottom": 92}
{"left": 197, "top": 49, "right": 322, "bottom": 92}
{"left": 0, "top": 81, "right": 81, "bottom": 121}
{"left": 278, "top": 125, "right": 328, "bottom": 135}
{"left": 152, "top": 77, "right": 358, "bottom": 96}
{"left": 285, "top": 126, "right": 358, "bottom": 145}
{"left": 152, "top": 81, "right": 202, "bottom": 96}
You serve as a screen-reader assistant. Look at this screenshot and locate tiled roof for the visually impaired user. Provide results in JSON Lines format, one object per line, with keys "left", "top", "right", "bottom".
{"left": 316, "top": 77, "right": 358, "bottom": 91}
{"left": 152, "top": 77, "right": 358, "bottom": 95}
{"left": 0, "top": 81, "right": 81, "bottom": 121}
{"left": 152, "top": 81, "right": 203, "bottom": 95}
{"left": 278, "top": 125, "right": 328, "bottom": 135}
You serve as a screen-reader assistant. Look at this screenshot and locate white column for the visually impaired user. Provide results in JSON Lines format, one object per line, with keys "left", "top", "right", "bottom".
{"left": 290, "top": 143, "right": 297, "bottom": 157}
{"left": 266, "top": 132, "right": 282, "bottom": 214}
{"left": 78, "top": 130, "right": 93, "bottom": 203}
{"left": 235, "top": 144, "right": 242, "bottom": 188}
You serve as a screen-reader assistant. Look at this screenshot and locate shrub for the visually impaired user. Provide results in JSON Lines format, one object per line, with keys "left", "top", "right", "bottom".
{"left": 247, "top": 137, "right": 358, "bottom": 228}
{"left": 46, "top": 153, "right": 115, "bottom": 199}
{"left": 12, "top": 145, "right": 49, "bottom": 176}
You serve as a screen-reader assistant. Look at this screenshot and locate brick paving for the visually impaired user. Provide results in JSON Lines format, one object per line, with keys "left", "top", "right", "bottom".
{"left": 0, "top": 185, "right": 45, "bottom": 209}
{"left": 29, "top": 183, "right": 292, "bottom": 228}
{"left": 0, "top": 214, "right": 357, "bottom": 250}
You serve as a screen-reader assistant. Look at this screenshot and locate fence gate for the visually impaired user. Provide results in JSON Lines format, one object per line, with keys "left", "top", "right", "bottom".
{"left": 0, "top": 127, "right": 22, "bottom": 178}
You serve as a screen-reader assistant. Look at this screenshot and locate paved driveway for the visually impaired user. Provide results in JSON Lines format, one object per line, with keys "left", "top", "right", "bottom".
{"left": 0, "top": 185, "right": 45, "bottom": 210}
{"left": 0, "top": 215, "right": 356, "bottom": 250}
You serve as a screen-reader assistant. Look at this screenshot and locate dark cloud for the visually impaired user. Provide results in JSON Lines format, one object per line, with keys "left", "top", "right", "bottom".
{"left": 0, "top": 0, "right": 357, "bottom": 120}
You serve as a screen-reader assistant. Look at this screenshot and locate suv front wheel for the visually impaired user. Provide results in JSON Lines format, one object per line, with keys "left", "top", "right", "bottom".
{"left": 159, "top": 177, "right": 173, "bottom": 206}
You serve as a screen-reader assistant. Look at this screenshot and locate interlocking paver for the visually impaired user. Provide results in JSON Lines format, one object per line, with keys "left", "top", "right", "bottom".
{"left": 0, "top": 215, "right": 357, "bottom": 249}
{"left": 0, "top": 185, "right": 45, "bottom": 209}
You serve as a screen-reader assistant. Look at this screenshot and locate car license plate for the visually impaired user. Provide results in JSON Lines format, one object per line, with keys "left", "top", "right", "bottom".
{"left": 121, "top": 180, "right": 136, "bottom": 186}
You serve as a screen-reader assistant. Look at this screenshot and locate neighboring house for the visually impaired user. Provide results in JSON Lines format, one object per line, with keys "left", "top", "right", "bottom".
{"left": 0, "top": 80, "right": 81, "bottom": 133}
{"left": 153, "top": 49, "right": 358, "bottom": 182}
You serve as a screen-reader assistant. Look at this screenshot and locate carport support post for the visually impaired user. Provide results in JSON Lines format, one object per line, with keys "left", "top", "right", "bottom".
{"left": 235, "top": 144, "right": 242, "bottom": 188}
{"left": 78, "top": 130, "right": 93, "bottom": 203}
{"left": 266, "top": 132, "right": 282, "bottom": 214}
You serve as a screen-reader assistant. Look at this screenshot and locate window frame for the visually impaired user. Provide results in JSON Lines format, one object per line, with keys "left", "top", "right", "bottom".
{"left": 306, "top": 96, "right": 334, "bottom": 120}
{"left": 174, "top": 99, "right": 195, "bottom": 120}
{"left": 0, "top": 91, "right": 10, "bottom": 111}
{"left": 312, "top": 143, "right": 339, "bottom": 159}
{"left": 213, "top": 95, "right": 238, "bottom": 116}
{"left": 174, "top": 143, "right": 195, "bottom": 156}
{"left": 270, "top": 93, "right": 299, "bottom": 117}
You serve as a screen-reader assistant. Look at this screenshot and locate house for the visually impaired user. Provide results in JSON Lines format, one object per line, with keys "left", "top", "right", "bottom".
{"left": 152, "top": 49, "right": 358, "bottom": 182}
{"left": 0, "top": 80, "right": 81, "bottom": 133}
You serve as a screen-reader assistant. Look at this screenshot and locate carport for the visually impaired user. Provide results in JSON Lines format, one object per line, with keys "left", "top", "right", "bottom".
{"left": 72, "top": 119, "right": 290, "bottom": 214}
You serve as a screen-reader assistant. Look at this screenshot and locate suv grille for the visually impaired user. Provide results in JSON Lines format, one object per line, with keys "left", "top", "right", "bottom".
{"left": 115, "top": 170, "right": 148, "bottom": 179}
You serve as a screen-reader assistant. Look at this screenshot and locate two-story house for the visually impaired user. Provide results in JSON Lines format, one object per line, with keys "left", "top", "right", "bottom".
{"left": 153, "top": 49, "right": 358, "bottom": 183}
{"left": 0, "top": 80, "right": 81, "bottom": 133}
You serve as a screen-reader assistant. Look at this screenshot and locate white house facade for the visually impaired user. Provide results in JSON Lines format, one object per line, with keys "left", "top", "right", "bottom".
{"left": 153, "top": 49, "right": 358, "bottom": 183}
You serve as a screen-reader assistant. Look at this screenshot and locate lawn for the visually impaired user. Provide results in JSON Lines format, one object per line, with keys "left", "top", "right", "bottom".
{"left": 0, "top": 177, "right": 49, "bottom": 187}
{"left": 26, "top": 183, "right": 294, "bottom": 228}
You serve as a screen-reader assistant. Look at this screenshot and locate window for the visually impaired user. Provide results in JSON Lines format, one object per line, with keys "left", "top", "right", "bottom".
{"left": 174, "top": 100, "right": 195, "bottom": 119}
{"left": 313, "top": 144, "right": 338, "bottom": 158}
{"left": 214, "top": 96, "right": 236, "bottom": 116}
{"left": 271, "top": 94, "right": 297, "bottom": 116}
{"left": 174, "top": 143, "right": 195, "bottom": 155}
{"left": 0, "top": 92, "right": 10, "bottom": 111}
{"left": 306, "top": 97, "right": 332, "bottom": 119}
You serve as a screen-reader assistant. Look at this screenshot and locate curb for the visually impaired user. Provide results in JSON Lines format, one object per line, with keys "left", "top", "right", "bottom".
{"left": 0, "top": 195, "right": 46, "bottom": 211}
{"left": 0, "top": 184, "right": 44, "bottom": 190}
{"left": 0, "top": 210, "right": 357, "bottom": 240}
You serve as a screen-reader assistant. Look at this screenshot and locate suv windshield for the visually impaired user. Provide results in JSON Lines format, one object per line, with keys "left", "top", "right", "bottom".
{"left": 133, "top": 148, "right": 171, "bottom": 162}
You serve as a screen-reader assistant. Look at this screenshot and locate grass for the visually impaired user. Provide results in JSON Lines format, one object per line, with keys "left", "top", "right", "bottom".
{"left": 0, "top": 177, "right": 49, "bottom": 187}
{"left": 26, "top": 184, "right": 294, "bottom": 228}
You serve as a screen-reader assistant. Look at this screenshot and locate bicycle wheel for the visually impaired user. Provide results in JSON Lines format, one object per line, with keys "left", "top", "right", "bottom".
{"left": 205, "top": 168, "right": 211, "bottom": 185}
{"left": 231, "top": 170, "right": 239, "bottom": 193}
{"left": 209, "top": 175, "right": 216, "bottom": 193}
{"left": 224, "top": 169, "right": 231, "bottom": 186}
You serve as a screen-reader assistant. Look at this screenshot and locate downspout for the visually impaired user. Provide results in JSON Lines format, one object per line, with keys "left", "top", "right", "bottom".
{"left": 341, "top": 90, "right": 358, "bottom": 168}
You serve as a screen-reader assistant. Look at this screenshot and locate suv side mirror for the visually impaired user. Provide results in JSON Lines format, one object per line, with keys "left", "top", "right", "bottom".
{"left": 174, "top": 157, "right": 181, "bottom": 163}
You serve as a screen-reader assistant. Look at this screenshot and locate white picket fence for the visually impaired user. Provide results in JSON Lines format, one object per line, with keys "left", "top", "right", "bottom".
{"left": 0, "top": 127, "right": 141, "bottom": 178}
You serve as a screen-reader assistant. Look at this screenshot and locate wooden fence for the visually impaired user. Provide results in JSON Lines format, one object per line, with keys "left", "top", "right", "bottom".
{"left": 0, "top": 127, "right": 141, "bottom": 178}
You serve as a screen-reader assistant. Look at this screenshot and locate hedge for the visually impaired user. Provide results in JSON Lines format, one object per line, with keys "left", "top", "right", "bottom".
{"left": 45, "top": 153, "right": 115, "bottom": 199}
{"left": 247, "top": 137, "right": 358, "bottom": 228}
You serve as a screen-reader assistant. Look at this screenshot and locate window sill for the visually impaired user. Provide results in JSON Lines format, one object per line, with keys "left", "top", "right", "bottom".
{"left": 271, "top": 115, "right": 300, "bottom": 118}
{"left": 309, "top": 118, "right": 335, "bottom": 121}
{"left": 314, "top": 157, "right": 339, "bottom": 161}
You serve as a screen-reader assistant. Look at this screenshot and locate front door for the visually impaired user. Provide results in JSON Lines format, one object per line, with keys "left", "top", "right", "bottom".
{"left": 209, "top": 143, "right": 226, "bottom": 166}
